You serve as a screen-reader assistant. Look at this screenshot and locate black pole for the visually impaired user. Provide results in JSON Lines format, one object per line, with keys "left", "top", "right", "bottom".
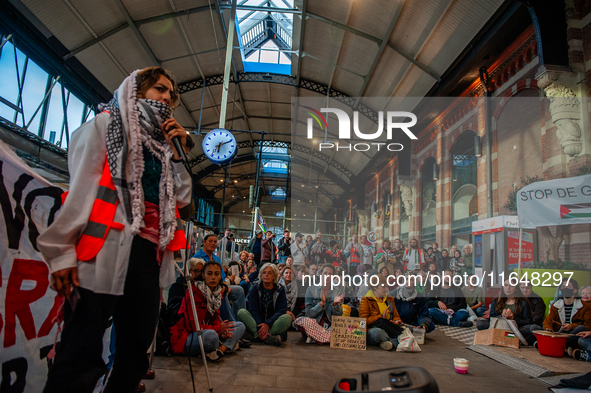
{"left": 221, "top": 165, "right": 227, "bottom": 232}
{"left": 254, "top": 133, "right": 264, "bottom": 208}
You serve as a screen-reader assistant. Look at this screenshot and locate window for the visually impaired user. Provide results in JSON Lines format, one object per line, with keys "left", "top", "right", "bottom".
{"left": 451, "top": 131, "right": 478, "bottom": 241}
{"left": 399, "top": 193, "right": 408, "bottom": 245}
{"left": 237, "top": 0, "right": 294, "bottom": 74}
{"left": 421, "top": 157, "right": 437, "bottom": 246}
{"left": 0, "top": 37, "right": 95, "bottom": 149}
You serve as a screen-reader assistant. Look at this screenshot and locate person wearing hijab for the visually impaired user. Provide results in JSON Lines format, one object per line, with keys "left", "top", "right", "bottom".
{"left": 38, "top": 67, "right": 192, "bottom": 393}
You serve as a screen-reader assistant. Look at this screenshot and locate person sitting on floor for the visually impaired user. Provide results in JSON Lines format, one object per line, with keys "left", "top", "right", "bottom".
{"left": 415, "top": 270, "right": 430, "bottom": 298}
{"left": 476, "top": 279, "right": 533, "bottom": 344}
{"left": 359, "top": 275, "right": 404, "bottom": 351}
{"left": 170, "top": 261, "right": 245, "bottom": 362}
{"left": 462, "top": 276, "right": 485, "bottom": 317}
{"left": 427, "top": 269, "right": 472, "bottom": 327}
{"left": 519, "top": 282, "right": 546, "bottom": 329}
{"left": 237, "top": 263, "right": 291, "bottom": 346}
{"left": 395, "top": 275, "right": 435, "bottom": 333}
{"left": 296, "top": 264, "right": 344, "bottom": 344}
{"left": 537, "top": 279, "right": 591, "bottom": 354}
{"left": 278, "top": 266, "right": 306, "bottom": 335}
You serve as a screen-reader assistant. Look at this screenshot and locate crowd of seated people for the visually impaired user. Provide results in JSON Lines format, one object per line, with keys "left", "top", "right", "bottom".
{"left": 162, "top": 229, "right": 591, "bottom": 372}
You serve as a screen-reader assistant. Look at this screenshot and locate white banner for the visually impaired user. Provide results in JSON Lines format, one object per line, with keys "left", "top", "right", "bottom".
{"left": 0, "top": 140, "right": 65, "bottom": 392}
{"left": 517, "top": 174, "right": 591, "bottom": 227}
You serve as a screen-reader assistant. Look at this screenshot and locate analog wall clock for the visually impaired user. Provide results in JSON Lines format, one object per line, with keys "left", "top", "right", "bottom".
{"left": 202, "top": 128, "right": 238, "bottom": 165}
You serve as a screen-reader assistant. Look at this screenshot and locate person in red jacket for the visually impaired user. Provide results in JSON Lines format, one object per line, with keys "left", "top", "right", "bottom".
{"left": 170, "top": 261, "right": 245, "bottom": 362}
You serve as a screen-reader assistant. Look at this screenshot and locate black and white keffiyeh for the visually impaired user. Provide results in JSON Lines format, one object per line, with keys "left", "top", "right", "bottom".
{"left": 100, "top": 70, "right": 177, "bottom": 249}
{"left": 196, "top": 281, "right": 223, "bottom": 316}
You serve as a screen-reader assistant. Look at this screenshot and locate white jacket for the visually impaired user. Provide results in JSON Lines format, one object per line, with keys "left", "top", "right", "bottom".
{"left": 37, "top": 113, "right": 192, "bottom": 295}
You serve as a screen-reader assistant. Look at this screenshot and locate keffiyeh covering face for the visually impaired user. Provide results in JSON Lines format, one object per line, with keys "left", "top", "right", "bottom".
{"left": 100, "top": 70, "right": 177, "bottom": 249}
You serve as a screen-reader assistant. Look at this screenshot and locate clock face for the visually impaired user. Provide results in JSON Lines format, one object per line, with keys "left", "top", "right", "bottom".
{"left": 202, "top": 129, "right": 238, "bottom": 165}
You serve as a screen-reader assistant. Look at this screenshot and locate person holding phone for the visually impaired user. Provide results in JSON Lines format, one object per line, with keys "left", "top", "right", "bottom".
{"left": 38, "top": 67, "right": 192, "bottom": 393}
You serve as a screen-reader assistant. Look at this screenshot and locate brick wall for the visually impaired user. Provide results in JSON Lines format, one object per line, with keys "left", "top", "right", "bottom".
{"left": 496, "top": 88, "right": 543, "bottom": 215}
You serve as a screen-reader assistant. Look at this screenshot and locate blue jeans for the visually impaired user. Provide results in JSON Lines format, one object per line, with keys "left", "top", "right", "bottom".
{"left": 429, "top": 308, "right": 468, "bottom": 327}
{"left": 367, "top": 327, "right": 398, "bottom": 347}
{"left": 416, "top": 317, "right": 435, "bottom": 333}
{"left": 220, "top": 285, "right": 246, "bottom": 321}
{"left": 279, "top": 255, "right": 288, "bottom": 264}
{"left": 184, "top": 321, "right": 246, "bottom": 355}
{"left": 476, "top": 306, "right": 488, "bottom": 317}
{"left": 579, "top": 336, "right": 591, "bottom": 352}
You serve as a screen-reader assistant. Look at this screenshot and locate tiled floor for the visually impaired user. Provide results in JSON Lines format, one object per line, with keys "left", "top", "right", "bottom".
{"left": 144, "top": 329, "right": 554, "bottom": 392}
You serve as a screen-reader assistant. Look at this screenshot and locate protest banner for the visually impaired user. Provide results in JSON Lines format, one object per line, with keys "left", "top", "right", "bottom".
{"left": 0, "top": 140, "right": 65, "bottom": 392}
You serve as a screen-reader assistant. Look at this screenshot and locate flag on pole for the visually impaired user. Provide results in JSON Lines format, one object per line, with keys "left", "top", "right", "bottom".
{"left": 257, "top": 209, "right": 268, "bottom": 233}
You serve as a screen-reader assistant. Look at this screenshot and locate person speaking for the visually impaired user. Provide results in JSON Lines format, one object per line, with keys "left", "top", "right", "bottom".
{"left": 38, "top": 67, "right": 192, "bottom": 393}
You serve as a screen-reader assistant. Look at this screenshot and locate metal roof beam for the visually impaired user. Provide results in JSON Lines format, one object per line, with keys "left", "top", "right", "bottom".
{"left": 112, "top": 0, "right": 160, "bottom": 65}
{"left": 220, "top": 4, "right": 301, "bottom": 13}
{"left": 356, "top": 0, "right": 407, "bottom": 99}
{"left": 295, "top": 0, "right": 307, "bottom": 87}
{"left": 63, "top": 5, "right": 212, "bottom": 60}
{"left": 306, "top": 11, "right": 440, "bottom": 82}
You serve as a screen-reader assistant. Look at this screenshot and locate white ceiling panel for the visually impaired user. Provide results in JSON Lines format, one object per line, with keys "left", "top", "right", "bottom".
{"left": 20, "top": 0, "right": 94, "bottom": 50}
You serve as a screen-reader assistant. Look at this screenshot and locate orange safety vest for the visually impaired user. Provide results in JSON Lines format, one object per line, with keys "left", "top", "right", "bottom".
{"left": 75, "top": 157, "right": 123, "bottom": 261}
{"left": 166, "top": 208, "right": 187, "bottom": 252}
{"left": 63, "top": 157, "right": 187, "bottom": 261}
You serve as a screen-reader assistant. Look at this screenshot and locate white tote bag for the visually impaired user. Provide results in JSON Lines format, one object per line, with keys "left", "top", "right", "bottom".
{"left": 396, "top": 327, "right": 421, "bottom": 352}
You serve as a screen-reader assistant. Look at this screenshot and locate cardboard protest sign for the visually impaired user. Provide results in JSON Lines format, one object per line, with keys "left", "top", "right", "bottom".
{"left": 330, "top": 316, "right": 367, "bottom": 350}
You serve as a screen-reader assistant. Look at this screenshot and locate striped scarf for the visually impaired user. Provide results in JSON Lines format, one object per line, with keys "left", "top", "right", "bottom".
{"left": 100, "top": 71, "right": 177, "bottom": 249}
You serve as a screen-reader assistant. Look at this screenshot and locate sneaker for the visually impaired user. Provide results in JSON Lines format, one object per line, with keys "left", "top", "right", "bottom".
{"left": 242, "top": 330, "right": 255, "bottom": 342}
{"left": 380, "top": 341, "right": 394, "bottom": 351}
{"left": 459, "top": 321, "right": 473, "bottom": 328}
{"left": 533, "top": 341, "right": 538, "bottom": 349}
{"left": 238, "top": 338, "right": 252, "bottom": 348}
{"left": 574, "top": 349, "right": 591, "bottom": 362}
{"left": 205, "top": 349, "right": 224, "bottom": 363}
{"left": 263, "top": 335, "right": 281, "bottom": 346}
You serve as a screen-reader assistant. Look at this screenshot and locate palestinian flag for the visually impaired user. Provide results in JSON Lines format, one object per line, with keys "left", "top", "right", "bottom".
{"left": 560, "top": 203, "right": 591, "bottom": 219}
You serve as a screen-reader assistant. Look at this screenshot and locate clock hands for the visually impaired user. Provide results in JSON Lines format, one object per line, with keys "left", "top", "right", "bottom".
{"left": 212, "top": 140, "right": 232, "bottom": 154}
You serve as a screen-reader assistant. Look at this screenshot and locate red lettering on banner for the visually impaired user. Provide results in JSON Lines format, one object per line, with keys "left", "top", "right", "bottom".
{"left": 4, "top": 259, "right": 49, "bottom": 348}
{"left": 0, "top": 263, "right": 3, "bottom": 337}
{"left": 37, "top": 294, "right": 63, "bottom": 338}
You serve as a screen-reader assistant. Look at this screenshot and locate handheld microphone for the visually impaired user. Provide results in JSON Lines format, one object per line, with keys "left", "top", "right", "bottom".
{"left": 170, "top": 131, "right": 192, "bottom": 174}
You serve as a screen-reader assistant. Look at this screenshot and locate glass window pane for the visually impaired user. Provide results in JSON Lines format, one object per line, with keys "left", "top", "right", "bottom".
{"left": 20, "top": 60, "right": 49, "bottom": 131}
{"left": 0, "top": 41, "right": 19, "bottom": 119}
{"left": 44, "top": 81, "right": 64, "bottom": 145}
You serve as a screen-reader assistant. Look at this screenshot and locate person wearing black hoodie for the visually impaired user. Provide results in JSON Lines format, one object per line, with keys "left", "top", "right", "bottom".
{"left": 427, "top": 269, "right": 471, "bottom": 327}
{"left": 395, "top": 275, "right": 435, "bottom": 333}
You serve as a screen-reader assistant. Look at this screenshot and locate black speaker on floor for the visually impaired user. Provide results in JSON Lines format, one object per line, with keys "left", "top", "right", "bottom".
{"left": 332, "top": 367, "right": 439, "bottom": 393}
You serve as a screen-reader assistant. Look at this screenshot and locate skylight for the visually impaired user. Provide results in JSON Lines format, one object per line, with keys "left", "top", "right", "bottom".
{"left": 237, "top": 0, "right": 294, "bottom": 74}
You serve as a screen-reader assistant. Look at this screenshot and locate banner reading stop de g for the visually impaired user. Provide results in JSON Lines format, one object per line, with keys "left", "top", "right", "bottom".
{"left": 517, "top": 174, "right": 591, "bottom": 227}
